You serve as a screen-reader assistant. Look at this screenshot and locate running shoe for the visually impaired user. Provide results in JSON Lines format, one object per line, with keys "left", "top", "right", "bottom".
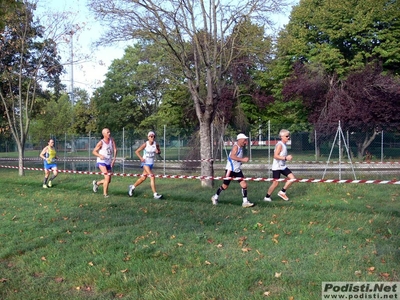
{"left": 154, "top": 193, "right": 163, "bottom": 199}
{"left": 277, "top": 191, "right": 289, "bottom": 201}
{"left": 211, "top": 195, "right": 218, "bottom": 205}
{"left": 242, "top": 201, "right": 255, "bottom": 208}
{"left": 92, "top": 180, "right": 98, "bottom": 193}
{"left": 128, "top": 185, "right": 135, "bottom": 197}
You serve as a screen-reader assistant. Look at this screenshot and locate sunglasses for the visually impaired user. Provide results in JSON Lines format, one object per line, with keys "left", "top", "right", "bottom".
{"left": 149, "top": 135, "right": 155, "bottom": 137}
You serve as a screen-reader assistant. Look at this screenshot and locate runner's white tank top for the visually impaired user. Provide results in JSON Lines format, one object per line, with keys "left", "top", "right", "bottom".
{"left": 97, "top": 139, "right": 114, "bottom": 165}
{"left": 272, "top": 141, "right": 287, "bottom": 170}
{"left": 143, "top": 141, "right": 157, "bottom": 165}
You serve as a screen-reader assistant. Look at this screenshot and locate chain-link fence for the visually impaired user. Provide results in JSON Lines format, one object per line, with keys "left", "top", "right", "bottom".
{"left": 1, "top": 123, "right": 399, "bottom": 179}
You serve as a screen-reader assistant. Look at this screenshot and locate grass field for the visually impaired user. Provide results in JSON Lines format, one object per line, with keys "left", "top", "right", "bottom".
{"left": 0, "top": 168, "right": 399, "bottom": 299}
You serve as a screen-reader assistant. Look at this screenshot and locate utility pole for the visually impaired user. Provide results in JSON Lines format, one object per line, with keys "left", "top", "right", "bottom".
{"left": 69, "top": 30, "right": 75, "bottom": 106}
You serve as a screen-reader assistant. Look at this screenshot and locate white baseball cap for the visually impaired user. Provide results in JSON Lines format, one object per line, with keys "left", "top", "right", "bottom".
{"left": 148, "top": 131, "right": 155, "bottom": 137}
{"left": 236, "top": 133, "right": 248, "bottom": 140}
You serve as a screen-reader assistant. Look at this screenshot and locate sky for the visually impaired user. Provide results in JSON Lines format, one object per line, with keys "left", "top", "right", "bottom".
{"left": 37, "top": 0, "right": 294, "bottom": 96}
{"left": 37, "top": 0, "right": 127, "bottom": 95}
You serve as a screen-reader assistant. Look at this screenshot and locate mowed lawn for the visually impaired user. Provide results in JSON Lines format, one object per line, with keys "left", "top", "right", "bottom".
{"left": 0, "top": 168, "right": 398, "bottom": 299}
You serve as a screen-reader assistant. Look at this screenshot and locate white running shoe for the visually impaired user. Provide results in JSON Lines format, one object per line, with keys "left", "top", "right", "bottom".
{"left": 92, "top": 180, "right": 98, "bottom": 193}
{"left": 263, "top": 197, "right": 272, "bottom": 202}
{"left": 242, "top": 201, "right": 255, "bottom": 208}
{"left": 154, "top": 193, "right": 163, "bottom": 199}
{"left": 211, "top": 195, "right": 218, "bottom": 205}
{"left": 128, "top": 185, "right": 135, "bottom": 197}
{"left": 277, "top": 191, "right": 289, "bottom": 201}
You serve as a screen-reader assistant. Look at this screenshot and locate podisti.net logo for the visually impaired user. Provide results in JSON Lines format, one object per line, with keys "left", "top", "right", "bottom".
{"left": 322, "top": 282, "right": 399, "bottom": 299}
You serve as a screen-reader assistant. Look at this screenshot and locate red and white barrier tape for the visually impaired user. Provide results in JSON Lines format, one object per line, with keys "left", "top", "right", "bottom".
{"left": 1, "top": 157, "right": 400, "bottom": 164}
{"left": 1, "top": 165, "right": 399, "bottom": 184}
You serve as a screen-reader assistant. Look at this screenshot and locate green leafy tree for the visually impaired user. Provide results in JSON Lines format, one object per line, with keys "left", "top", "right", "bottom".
{"left": 71, "top": 88, "right": 97, "bottom": 134}
{"left": 0, "top": 1, "right": 68, "bottom": 175}
{"left": 0, "top": 0, "right": 20, "bottom": 30}
{"left": 29, "top": 94, "right": 73, "bottom": 144}
{"left": 92, "top": 42, "right": 169, "bottom": 133}
{"left": 278, "top": 0, "right": 400, "bottom": 76}
{"left": 140, "top": 83, "right": 196, "bottom": 137}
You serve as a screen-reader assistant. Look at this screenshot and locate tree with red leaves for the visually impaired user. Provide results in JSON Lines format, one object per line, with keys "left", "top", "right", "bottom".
{"left": 283, "top": 62, "right": 400, "bottom": 158}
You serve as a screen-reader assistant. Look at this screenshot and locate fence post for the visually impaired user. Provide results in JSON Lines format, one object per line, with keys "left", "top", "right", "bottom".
{"left": 268, "top": 120, "right": 270, "bottom": 171}
{"left": 64, "top": 132, "right": 67, "bottom": 170}
{"left": 314, "top": 130, "right": 317, "bottom": 161}
{"left": 249, "top": 131, "right": 252, "bottom": 161}
{"left": 163, "top": 125, "right": 166, "bottom": 175}
{"left": 381, "top": 130, "right": 384, "bottom": 162}
{"left": 211, "top": 122, "right": 214, "bottom": 161}
{"left": 89, "top": 131, "right": 91, "bottom": 172}
{"left": 122, "top": 127, "right": 125, "bottom": 173}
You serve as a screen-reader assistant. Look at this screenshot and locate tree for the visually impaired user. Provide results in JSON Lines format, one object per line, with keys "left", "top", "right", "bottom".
{"left": 278, "top": 0, "right": 400, "bottom": 76}
{"left": 0, "top": 0, "right": 20, "bottom": 30}
{"left": 274, "top": 0, "right": 400, "bottom": 156}
{"left": 72, "top": 89, "right": 97, "bottom": 135}
{"left": 89, "top": 0, "right": 288, "bottom": 186}
{"left": 29, "top": 93, "right": 73, "bottom": 144}
{"left": 282, "top": 62, "right": 400, "bottom": 158}
{"left": 92, "top": 43, "right": 170, "bottom": 134}
{"left": 0, "top": 1, "right": 69, "bottom": 175}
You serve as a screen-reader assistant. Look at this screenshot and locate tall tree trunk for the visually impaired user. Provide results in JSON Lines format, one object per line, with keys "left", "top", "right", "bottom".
{"left": 356, "top": 131, "right": 378, "bottom": 160}
{"left": 17, "top": 143, "right": 25, "bottom": 176}
{"left": 199, "top": 120, "right": 214, "bottom": 187}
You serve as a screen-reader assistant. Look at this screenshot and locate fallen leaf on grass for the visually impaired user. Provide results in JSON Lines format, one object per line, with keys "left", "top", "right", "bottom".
{"left": 263, "top": 291, "right": 271, "bottom": 296}
{"left": 41, "top": 256, "right": 46, "bottom": 261}
{"left": 380, "top": 272, "right": 390, "bottom": 278}
{"left": 205, "top": 261, "right": 212, "bottom": 265}
{"left": 0, "top": 278, "right": 8, "bottom": 283}
{"left": 242, "top": 247, "right": 251, "bottom": 252}
{"left": 274, "top": 272, "right": 281, "bottom": 278}
{"left": 54, "top": 277, "right": 64, "bottom": 283}
{"left": 216, "top": 244, "right": 223, "bottom": 248}
{"left": 120, "top": 269, "right": 128, "bottom": 273}
{"left": 238, "top": 236, "right": 247, "bottom": 246}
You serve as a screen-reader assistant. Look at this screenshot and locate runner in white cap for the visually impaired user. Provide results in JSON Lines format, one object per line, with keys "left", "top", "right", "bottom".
{"left": 211, "top": 133, "right": 254, "bottom": 208}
